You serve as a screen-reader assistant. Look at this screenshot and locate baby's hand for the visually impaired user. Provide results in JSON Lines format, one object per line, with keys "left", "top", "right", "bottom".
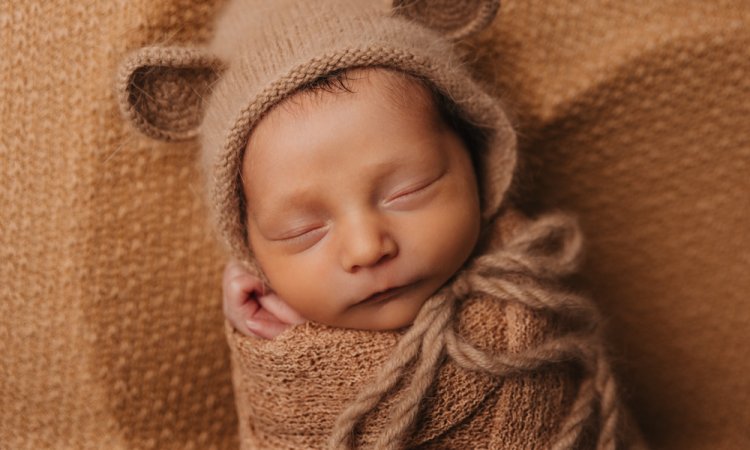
{"left": 222, "top": 260, "right": 306, "bottom": 339}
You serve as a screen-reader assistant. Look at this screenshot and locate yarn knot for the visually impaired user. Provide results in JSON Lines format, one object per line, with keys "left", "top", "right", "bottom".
{"left": 449, "top": 269, "right": 474, "bottom": 299}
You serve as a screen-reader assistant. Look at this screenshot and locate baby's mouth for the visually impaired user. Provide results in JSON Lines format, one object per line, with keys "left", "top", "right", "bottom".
{"left": 357, "top": 284, "right": 411, "bottom": 306}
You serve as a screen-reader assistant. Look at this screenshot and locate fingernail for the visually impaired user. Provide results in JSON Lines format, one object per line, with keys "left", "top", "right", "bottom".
{"left": 245, "top": 319, "right": 260, "bottom": 331}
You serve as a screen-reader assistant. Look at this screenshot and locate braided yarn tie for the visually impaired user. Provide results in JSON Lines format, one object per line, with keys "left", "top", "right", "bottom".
{"left": 329, "top": 290, "right": 455, "bottom": 449}
{"left": 329, "top": 212, "right": 622, "bottom": 450}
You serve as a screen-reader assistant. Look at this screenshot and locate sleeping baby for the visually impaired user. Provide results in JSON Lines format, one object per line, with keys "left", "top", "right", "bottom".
{"left": 222, "top": 66, "right": 483, "bottom": 338}
{"left": 118, "top": 0, "right": 646, "bottom": 448}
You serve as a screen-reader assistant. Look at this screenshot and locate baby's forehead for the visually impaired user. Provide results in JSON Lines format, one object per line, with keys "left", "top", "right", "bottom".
{"left": 243, "top": 68, "right": 446, "bottom": 166}
{"left": 241, "top": 70, "right": 457, "bottom": 209}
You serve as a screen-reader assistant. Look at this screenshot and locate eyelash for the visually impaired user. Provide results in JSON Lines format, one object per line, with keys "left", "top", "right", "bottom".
{"left": 386, "top": 177, "right": 439, "bottom": 205}
{"left": 279, "top": 226, "right": 321, "bottom": 241}
{"left": 277, "top": 225, "right": 326, "bottom": 244}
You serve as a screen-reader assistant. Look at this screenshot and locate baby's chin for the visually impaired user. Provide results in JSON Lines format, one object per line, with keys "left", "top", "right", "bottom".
{"left": 308, "top": 287, "right": 432, "bottom": 332}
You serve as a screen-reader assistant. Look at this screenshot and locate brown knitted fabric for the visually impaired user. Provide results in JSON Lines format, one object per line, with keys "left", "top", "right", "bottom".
{"left": 227, "top": 294, "right": 581, "bottom": 449}
{"left": 1, "top": 2, "right": 240, "bottom": 450}
{"left": 4, "top": 1, "right": 749, "bottom": 449}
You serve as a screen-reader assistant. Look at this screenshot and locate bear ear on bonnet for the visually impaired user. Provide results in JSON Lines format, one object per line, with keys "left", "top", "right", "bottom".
{"left": 391, "top": 0, "right": 500, "bottom": 40}
{"left": 117, "top": 0, "right": 499, "bottom": 141}
{"left": 117, "top": 46, "right": 224, "bottom": 141}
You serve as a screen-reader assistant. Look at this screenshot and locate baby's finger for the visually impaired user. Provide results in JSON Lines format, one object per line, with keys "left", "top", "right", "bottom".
{"left": 258, "top": 293, "right": 306, "bottom": 325}
{"left": 245, "top": 317, "right": 294, "bottom": 340}
{"left": 234, "top": 301, "right": 288, "bottom": 339}
{"left": 223, "top": 261, "right": 262, "bottom": 294}
{"left": 223, "top": 274, "right": 263, "bottom": 311}
{"left": 223, "top": 259, "right": 257, "bottom": 278}
{"left": 225, "top": 296, "right": 261, "bottom": 338}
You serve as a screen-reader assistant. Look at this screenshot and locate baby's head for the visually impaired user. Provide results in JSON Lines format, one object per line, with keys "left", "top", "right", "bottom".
{"left": 242, "top": 67, "right": 481, "bottom": 330}
{"left": 118, "top": 0, "right": 517, "bottom": 329}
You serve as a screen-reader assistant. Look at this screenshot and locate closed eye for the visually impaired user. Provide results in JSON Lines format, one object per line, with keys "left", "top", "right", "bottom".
{"left": 384, "top": 173, "right": 443, "bottom": 207}
{"left": 274, "top": 224, "right": 327, "bottom": 244}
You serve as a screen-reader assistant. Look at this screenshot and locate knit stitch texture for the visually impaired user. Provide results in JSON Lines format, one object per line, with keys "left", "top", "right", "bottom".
{"left": 2, "top": 1, "right": 748, "bottom": 449}
{"left": 116, "top": 0, "right": 641, "bottom": 447}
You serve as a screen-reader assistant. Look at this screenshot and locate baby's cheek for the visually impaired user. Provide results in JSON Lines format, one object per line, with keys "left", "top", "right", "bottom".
{"left": 273, "top": 256, "right": 336, "bottom": 319}
{"left": 413, "top": 210, "right": 479, "bottom": 285}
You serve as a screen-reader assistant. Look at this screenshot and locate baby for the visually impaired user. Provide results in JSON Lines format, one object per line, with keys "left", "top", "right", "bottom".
{"left": 118, "top": 0, "right": 642, "bottom": 447}
{"left": 222, "top": 67, "right": 483, "bottom": 339}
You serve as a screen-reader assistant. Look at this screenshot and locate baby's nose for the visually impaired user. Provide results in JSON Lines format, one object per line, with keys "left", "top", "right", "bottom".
{"left": 339, "top": 215, "right": 398, "bottom": 273}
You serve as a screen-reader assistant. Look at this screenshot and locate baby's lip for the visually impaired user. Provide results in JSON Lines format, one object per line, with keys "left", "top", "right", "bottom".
{"left": 357, "top": 283, "right": 413, "bottom": 306}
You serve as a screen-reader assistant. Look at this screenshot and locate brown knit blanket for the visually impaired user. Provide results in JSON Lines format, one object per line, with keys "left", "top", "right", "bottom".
{"left": 225, "top": 211, "right": 646, "bottom": 449}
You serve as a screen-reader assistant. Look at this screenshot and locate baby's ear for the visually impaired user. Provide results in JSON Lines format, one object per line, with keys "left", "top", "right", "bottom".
{"left": 117, "top": 46, "right": 225, "bottom": 141}
{"left": 391, "top": 0, "right": 500, "bottom": 40}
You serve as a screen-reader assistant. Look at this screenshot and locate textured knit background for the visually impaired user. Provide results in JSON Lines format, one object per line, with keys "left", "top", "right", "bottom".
{"left": 1, "top": 1, "right": 748, "bottom": 450}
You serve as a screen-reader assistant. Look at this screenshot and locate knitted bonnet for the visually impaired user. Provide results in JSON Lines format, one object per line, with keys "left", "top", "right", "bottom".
{"left": 118, "top": 0, "right": 515, "bottom": 263}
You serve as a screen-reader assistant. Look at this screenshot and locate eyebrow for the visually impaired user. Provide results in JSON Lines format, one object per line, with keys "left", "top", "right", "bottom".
{"left": 250, "top": 187, "right": 319, "bottom": 222}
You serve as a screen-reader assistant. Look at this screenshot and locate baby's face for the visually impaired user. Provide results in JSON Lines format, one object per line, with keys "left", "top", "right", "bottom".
{"left": 242, "top": 69, "right": 480, "bottom": 330}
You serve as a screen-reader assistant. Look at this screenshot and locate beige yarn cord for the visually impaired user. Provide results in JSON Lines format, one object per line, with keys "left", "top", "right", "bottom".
{"left": 329, "top": 213, "right": 622, "bottom": 450}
